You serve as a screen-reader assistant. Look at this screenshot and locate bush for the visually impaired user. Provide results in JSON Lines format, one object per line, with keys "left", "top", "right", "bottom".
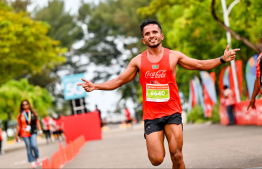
{"left": 187, "top": 105, "right": 221, "bottom": 124}
{"left": 187, "top": 106, "right": 207, "bottom": 123}
{"left": 209, "top": 104, "right": 220, "bottom": 123}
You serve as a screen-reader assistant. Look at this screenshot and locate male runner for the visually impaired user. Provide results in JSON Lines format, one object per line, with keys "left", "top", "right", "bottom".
{"left": 77, "top": 19, "right": 240, "bottom": 169}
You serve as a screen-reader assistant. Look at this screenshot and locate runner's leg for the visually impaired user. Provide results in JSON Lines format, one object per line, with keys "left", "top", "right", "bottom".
{"left": 164, "top": 124, "right": 185, "bottom": 169}
{"left": 145, "top": 130, "right": 165, "bottom": 166}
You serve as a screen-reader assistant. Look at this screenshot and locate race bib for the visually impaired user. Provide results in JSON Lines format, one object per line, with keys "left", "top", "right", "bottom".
{"left": 24, "top": 125, "right": 31, "bottom": 132}
{"left": 146, "top": 84, "right": 170, "bottom": 102}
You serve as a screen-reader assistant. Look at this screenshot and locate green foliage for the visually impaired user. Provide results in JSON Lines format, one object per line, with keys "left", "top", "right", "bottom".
{"left": 187, "top": 106, "right": 206, "bottom": 123}
{"left": 0, "top": 79, "right": 52, "bottom": 121}
{"left": 77, "top": 0, "right": 153, "bottom": 108}
{"left": 0, "top": 1, "right": 66, "bottom": 85}
{"left": 33, "top": 0, "right": 83, "bottom": 49}
{"left": 3, "top": 0, "right": 31, "bottom": 13}
{"left": 27, "top": 0, "right": 84, "bottom": 103}
{"left": 187, "top": 105, "right": 220, "bottom": 124}
{"left": 209, "top": 105, "right": 220, "bottom": 123}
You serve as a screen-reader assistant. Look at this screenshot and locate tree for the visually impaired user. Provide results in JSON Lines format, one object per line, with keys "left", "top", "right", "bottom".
{"left": 0, "top": 1, "right": 66, "bottom": 85}
{"left": 211, "top": 0, "right": 262, "bottom": 53}
{"left": 0, "top": 79, "right": 52, "bottom": 130}
{"left": 2, "top": 0, "right": 31, "bottom": 13}
{"left": 30, "top": 0, "right": 85, "bottom": 113}
{"left": 77, "top": 0, "right": 153, "bottom": 111}
{"left": 33, "top": 0, "right": 83, "bottom": 49}
{"left": 138, "top": 0, "right": 262, "bottom": 97}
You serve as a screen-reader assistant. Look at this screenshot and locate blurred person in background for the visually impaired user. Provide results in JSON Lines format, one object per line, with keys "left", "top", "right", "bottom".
{"left": 51, "top": 114, "right": 64, "bottom": 142}
{"left": 125, "top": 106, "right": 132, "bottom": 128}
{"left": 247, "top": 52, "right": 262, "bottom": 110}
{"left": 41, "top": 115, "right": 52, "bottom": 144}
{"left": 94, "top": 105, "right": 103, "bottom": 127}
{"left": 0, "top": 127, "right": 4, "bottom": 155}
{"left": 223, "top": 85, "right": 235, "bottom": 125}
{"left": 78, "top": 19, "right": 239, "bottom": 169}
{"left": 56, "top": 114, "right": 64, "bottom": 142}
{"left": 15, "top": 100, "right": 43, "bottom": 168}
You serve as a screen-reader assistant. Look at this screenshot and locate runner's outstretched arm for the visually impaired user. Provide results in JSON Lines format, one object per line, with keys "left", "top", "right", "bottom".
{"left": 77, "top": 56, "right": 139, "bottom": 92}
{"left": 178, "top": 45, "right": 240, "bottom": 70}
{"left": 247, "top": 77, "right": 260, "bottom": 110}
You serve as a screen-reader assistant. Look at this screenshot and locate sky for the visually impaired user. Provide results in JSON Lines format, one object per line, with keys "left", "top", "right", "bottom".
{"left": 27, "top": 0, "right": 135, "bottom": 119}
{"left": 28, "top": 0, "right": 99, "bottom": 14}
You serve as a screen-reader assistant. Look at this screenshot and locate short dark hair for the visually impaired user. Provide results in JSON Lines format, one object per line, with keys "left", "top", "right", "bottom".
{"left": 140, "top": 19, "right": 162, "bottom": 37}
{"left": 223, "top": 85, "right": 228, "bottom": 90}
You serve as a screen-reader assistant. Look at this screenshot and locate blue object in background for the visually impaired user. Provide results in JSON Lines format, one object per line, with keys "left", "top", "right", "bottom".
{"left": 62, "top": 73, "right": 87, "bottom": 100}
{"left": 245, "top": 54, "right": 258, "bottom": 99}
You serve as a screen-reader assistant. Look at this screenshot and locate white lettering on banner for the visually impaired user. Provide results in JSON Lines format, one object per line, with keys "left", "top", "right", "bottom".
{"left": 145, "top": 70, "right": 167, "bottom": 79}
{"left": 65, "top": 82, "right": 85, "bottom": 96}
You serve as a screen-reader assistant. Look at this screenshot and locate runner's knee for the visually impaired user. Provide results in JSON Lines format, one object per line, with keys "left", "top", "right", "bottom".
{"left": 149, "top": 155, "right": 164, "bottom": 166}
{"left": 171, "top": 150, "right": 183, "bottom": 164}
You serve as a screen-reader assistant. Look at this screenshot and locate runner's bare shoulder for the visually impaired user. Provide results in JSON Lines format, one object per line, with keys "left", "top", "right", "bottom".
{"left": 130, "top": 54, "right": 142, "bottom": 69}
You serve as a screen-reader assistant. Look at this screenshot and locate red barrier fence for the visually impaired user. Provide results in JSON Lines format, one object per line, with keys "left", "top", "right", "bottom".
{"left": 219, "top": 99, "right": 262, "bottom": 125}
{"left": 61, "top": 112, "right": 102, "bottom": 144}
{"left": 42, "top": 135, "right": 86, "bottom": 169}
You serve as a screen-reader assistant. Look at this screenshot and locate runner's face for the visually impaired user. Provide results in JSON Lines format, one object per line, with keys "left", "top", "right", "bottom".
{"left": 22, "top": 101, "right": 29, "bottom": 110}
{"left": 142, "top": 24, "right": 163, "bottom": 48}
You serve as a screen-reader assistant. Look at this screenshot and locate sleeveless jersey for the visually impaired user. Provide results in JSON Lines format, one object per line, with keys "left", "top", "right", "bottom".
{"left": 139, "top": 48, "right": 182, "bottom": 120}
{"left": 256, "top": 52, "right": 262, "bottom": 93}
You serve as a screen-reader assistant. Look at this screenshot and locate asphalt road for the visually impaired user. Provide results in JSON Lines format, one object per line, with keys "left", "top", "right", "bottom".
{"left": 1, "top": 123, "right": 262, "bottom": 168}
{"left": 65, "top": 123, "right": 262, "bottom": 168}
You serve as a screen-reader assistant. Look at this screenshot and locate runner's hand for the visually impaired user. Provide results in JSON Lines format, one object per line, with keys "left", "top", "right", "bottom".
{"left": 222, "top": 45, "right": 240, "bottom": 62}
{"left": 15, "top": 135, "right": 19, "bottom": 142}
{"left": 77, "top": 78, "right": 95, "bottom": 92}
{"left": 247, "top": 98, "right": 256, "bottom": 110}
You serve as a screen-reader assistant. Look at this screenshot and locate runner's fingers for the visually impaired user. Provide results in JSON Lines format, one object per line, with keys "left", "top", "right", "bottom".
{"left": 233, "top": 48, "right": 240, "bottom": 52}
{"left": 77, "top": 83, "right": 85, "bottom": 86}
{"left": 225, "top": 45, "right": 230, "bottom": 51}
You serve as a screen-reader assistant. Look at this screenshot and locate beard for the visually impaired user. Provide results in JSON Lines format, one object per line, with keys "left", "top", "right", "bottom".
{"left": 147, "top": 41, "right": 161, "bottom": 48}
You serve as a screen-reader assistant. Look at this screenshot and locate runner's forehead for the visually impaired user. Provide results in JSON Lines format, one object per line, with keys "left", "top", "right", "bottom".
{"left": 143, "top": 24, "right": 161, "bottom": 34}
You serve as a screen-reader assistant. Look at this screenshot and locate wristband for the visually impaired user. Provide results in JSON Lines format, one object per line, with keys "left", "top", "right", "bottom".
{"left": 220, "top": 56, "right": 226, "bottom": 63}
{"left": 38, "top": 130, "right": 43, "bottom": 134}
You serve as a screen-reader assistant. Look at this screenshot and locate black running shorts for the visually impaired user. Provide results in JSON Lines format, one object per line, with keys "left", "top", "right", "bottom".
{"left": 144, "top": 113, "right": 183, "bottom": 139}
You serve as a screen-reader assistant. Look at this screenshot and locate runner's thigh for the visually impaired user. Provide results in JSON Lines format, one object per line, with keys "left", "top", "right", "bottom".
{"left": 164, "top": 124, "right": 183, "bottom": 154}
{"left": 145, "top": 130, "right": 165, "bottom": 160}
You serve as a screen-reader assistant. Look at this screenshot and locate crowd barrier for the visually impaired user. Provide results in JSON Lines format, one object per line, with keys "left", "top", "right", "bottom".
{"left": 42, "top": 113, "right": 102, "bottom": 168}
{"left": 42, "top": 135, "right": 86, "bottom": 169}
{"left": 219, "top": 99, "right": 262, "bottom": 125}
{"left": 61, "top": 112, "right": 102, "bottom": 143}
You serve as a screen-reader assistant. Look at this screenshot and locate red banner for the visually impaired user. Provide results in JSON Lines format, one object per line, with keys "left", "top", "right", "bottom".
{"left": 219, "top": 67, "right": 227, "bottom": 97}
{"left": 61, "top": 112, "right": 102, "bottom": 144}
{"left": 203, "top": 85, "right": 213, "bottom": 117}
{"left": 219, "top": 99, "right": 262, "bottom": 125}
{"left": 190, "top": 80, "right": 197, "bottom": 108}
{"left": 235, "top": 60, "right": 243, "bottom": 96}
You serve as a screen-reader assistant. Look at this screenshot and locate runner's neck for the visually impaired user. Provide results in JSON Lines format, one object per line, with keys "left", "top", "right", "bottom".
{"left": 147, "top": 46, "right": 163, "bottom": 58}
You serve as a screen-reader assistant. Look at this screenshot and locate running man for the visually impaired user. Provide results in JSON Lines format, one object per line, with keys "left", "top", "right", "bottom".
{"left": 77, "top": 19, "right": 240, "bottom": 168}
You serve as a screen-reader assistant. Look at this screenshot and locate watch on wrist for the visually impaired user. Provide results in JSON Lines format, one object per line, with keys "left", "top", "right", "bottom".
{"left": 220, "top": 56, "right": 226, "bottom": 63}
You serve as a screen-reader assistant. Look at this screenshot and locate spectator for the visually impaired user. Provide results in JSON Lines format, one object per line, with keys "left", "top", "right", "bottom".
{"left": 0, "top": 127, "right": 4, "bottom": 155}
{"left": 95, "top": 105, "right": 103, "bottom": 127}
{"left": 41, "top": 115, "right": 52, "bottom": 144}
{"left": 15, "top": 100, "right": 43, "bottom": 168}
{"left": 223, "top": 85, "right": 235, "bottom": 125}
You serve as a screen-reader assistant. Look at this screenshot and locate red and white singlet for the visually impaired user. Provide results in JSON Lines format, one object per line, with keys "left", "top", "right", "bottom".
{"left": 139, "top": 48, "right": 182, "bottom": 120}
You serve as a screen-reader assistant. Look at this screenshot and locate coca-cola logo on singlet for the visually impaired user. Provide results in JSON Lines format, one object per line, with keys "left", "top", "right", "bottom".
{"left": 145, "top": 70, "right": 167, "bottom": 79}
